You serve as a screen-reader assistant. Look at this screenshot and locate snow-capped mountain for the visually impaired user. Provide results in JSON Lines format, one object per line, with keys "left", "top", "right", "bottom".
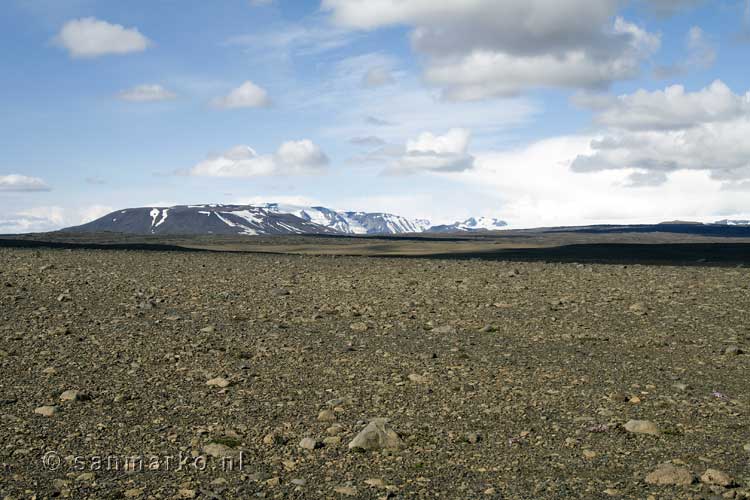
{"left": 65, "top": 205, "right": 338, "bottom": 236}
{"left": 261, "top": 203, "right": 431, "bottom": 235}
{"left": 428, "top": 217, "right": 508, "bottom": 233}
{"left": 63, "top": 204, "right": 508, "bottom": 236}
{"left": 714, "top": 219, "right": 750, "bottom": 226}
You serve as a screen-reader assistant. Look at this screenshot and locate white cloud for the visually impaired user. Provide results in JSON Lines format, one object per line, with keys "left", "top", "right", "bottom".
{"left": 0, "top": 174, "right": 50, "bottom": 192}
{"left": 576, "top": 80, "right": 749, "bottom": 131}
{"left": 55, "top": 17, "right": 150, "bottom": 58}
{"left": 225, "top": 21, "right": 355, "bottom": 59}
{"left": 0, "top": 205, "right": 113, "bottom": 234}
{"left": 323, "top": 0, "right": 660, "bottom": 99}
{"left": 443, "top": 135, "right": 750, "bottom": 227}
{"left": 362, "top": 128, "right": 476, "bottom": 174}
{"left": 571, "top": 81, "right": 750, "bottom": 186}
{"left": 212, "top": 81, "right": 270, "bottom": 109}
{"left": 363, "top": 67, "right": 395, "bottom": 88}
{"left": 686, "top": 26, "right": 716, "bottom": 69}
{"left": 78, "top": 204, "right": 114, "bottom": 223}
{"left": 117, "top": 84, "right": 176, "bottom": 102}
{"left": 189, "top": 140, "right": 329, "bottom": 177}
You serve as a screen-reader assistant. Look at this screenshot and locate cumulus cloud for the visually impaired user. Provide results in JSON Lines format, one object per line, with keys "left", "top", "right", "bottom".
{"left": 188, "top": 140, "right": 329, "bottom": 177}
{"left": 55, "top": 17, "right": 150, "bottom": 58}
{"left": 323, "top": 0, "right": 660, "bottom": 99}
{"left": 361, "top": 128, "right": 476, "bottom": 175}
{"left": 117, "top": 84, "right": 176, "bottom": 102}
{"left": 576, "top": 80, "right": 748, "bottom": 131}
{"left": 212, "top": 81, "right": 270, "bottom": 109}
{"left": 440, "top": 136, "right": 750, "bottom": 227}
{"left": 0, "top": 174, "right": 50, "bottom": 192}
{"left": 571, "top": 81, "right": 750, "bottom": 187}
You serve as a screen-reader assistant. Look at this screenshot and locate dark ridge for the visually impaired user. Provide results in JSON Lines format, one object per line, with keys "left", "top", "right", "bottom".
{"left": 424, "top": 243, "right": 750, "bottom": 267}
{"left": 544, "top": 224, "right": 750, "bottom": 238}
{"left": 0, "top": 238, "right": 209, "bottom": 253}
{"left": 1, "top": 237, "right": 749, "bottom": 267}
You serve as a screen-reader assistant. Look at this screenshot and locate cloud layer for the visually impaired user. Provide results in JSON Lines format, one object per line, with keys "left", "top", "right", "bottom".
{"left": 189, "top": 140, "right": 329, "bottom": 177}
{"left": 323, "top": 0, "right": 660, "bottom": 99}
{"left": 572, "top": 81, "right": 750, "bottom": 186}
{"left": 0, "top": 174, "right": 50, "bottom": 192}
{"left": 56, "top": 18, "right": 151, "bottom": 58}
{"left": 117, "top": 84, "right": 176, "bottom": 102}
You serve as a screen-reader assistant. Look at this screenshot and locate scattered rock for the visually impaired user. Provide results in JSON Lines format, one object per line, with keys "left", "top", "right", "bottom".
{"left": 299, "top": 437, "right": 321, "bottom": 450}
{"left": 348, "top": 418, "right": 403, "bottom": 451}
{"left": 263, "top": 432, "right": 287, "bottom": 446}
{"left": 432, "top": 325, "right": 456, "bottom": 334}
{"left": 326, "top": 424, "right": 344, "bottom": 435}
{"left": 624, "top": 419, "right": 660, "bottom": 436}
{"left": 645, "top": 463, "right": 695, "bottom": 486}
{"left": 701, "top": 469, "right": 735, "bottom": 487}
{"left": 334, "top": 486, "right": 357, "bottom": 496}
{"left": 202, "top": 443, "right": 237, "bottom": 458}
{"left": 465, "top": 432, "right": 482, "bottom": 444}
{"left": 206, "top": 377, "right": 230, "bottom": 388}
{"left": 349, "top": 322, "right": 368, "bottom": 332}
{"left": 364, "top": 478, "right": 386, "bottom": 489}
{"left": 724, "top": 346, "right": 743, "bottom": 355}
{"left": 266, "top": 477, "right": 281, "bottom": 487}
{"left": 60, "top": 389, "right": 90, "bottom": 402}
{"left": 317, "top": 409, "right": 336, "bottom": 422}
{"left": 34, "top": 405, "right": 57, "bottom": 417}
{"left": 629, "top": 302, "right": 648, "bottom": 314}
{"left": 200, "top": 325, "right": 216, "bottom": 333}
{"left": 323, "top": 436, "right": 342, "bottom": 445}
{"left": 582, "top": 450, "right": 598, "bottom": 459}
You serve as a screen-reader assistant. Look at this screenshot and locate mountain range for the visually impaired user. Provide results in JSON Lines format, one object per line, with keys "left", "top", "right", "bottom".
{"left": 63, "top": 204, "right": 509, "bottom": 236}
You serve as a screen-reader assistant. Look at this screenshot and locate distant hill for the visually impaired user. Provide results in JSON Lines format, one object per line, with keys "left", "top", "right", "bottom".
{"left": 63, "top": 204, "right": 509, "bottom": 236}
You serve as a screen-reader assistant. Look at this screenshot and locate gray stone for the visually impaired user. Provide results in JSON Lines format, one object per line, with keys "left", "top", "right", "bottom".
{"left": 348, "top": 418, "right": 403, "bottom": 451}
{"left": 623, "top": 419, "right": 659, "bottom": 436}
{"left": 645, "top": 463, "right": 695, "bottom": 486}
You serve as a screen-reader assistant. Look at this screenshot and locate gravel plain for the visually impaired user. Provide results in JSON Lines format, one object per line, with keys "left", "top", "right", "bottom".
{"left": 1, "top": 247, "right": 749, "bottom": 499}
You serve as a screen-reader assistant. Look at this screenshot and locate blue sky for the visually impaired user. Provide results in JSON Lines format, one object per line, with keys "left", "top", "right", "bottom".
{"left": 1, "top": 0, "right": 750, "bottom": 232}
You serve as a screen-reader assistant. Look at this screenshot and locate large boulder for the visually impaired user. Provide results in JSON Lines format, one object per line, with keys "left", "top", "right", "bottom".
{"left": 348, "top": 418, "right": 403, "bottom": 451}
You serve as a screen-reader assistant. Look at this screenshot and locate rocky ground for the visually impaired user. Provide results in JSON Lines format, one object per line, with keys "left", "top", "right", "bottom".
{"left": 1, "top": 247, "right": 748, "bottom": 499}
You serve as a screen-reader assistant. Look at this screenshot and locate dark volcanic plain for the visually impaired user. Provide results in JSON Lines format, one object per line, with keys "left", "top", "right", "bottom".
{"left": 1, "top": 239, "right": 749, "bottom": 499}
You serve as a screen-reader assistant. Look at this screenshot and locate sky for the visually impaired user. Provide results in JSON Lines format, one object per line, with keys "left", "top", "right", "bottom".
{"left": 2, "top": 0, "right": 750, "bottom": 233}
